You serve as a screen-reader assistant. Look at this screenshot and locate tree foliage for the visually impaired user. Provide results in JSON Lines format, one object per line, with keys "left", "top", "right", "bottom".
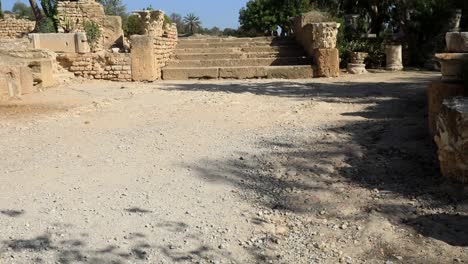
{"left": 12, "top": 1, "right": 34, "bottom": 20}
{"left": 239, "top": 0, "right": 312, "bottom": 35}
{"left": 40, "top": 0, "right": 58, "bottom": 32}
{"left": 97, "top": 0, "right": 126, "bottom": 17}
{"left": 83, "top": 19, "right": 102, "bottom": 52}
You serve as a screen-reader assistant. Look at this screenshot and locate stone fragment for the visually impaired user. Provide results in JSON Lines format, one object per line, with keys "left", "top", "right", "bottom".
{"left": 347, "top": 63, "right": 367, "bottom": 74}
{"left": 427, "top": 81, "right": 467, "bottom": 134}
{"left": 435, "top": 97, "right": 468, "bottom": 183}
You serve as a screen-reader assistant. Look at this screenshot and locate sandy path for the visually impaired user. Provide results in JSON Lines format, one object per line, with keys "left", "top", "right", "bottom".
{"left": 1, "top": 71, "right": 467, "bottom": 264}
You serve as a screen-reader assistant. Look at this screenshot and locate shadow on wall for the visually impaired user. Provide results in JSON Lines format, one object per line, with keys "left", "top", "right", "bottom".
{"left": 164, "top": 73, "right": 468, "bottom": 247}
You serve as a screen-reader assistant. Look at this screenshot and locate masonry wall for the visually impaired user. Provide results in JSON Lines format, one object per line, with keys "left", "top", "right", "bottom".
{"left": 58, "top": 52, "right": 131, "bottom": 81}
{"left": 154, "top": 24, "right": 178, "bottom": 69}
{"left": 57, "top": 0, "right": 106, "bottom": 32}
{"left": 0, "top": 18, "right": 35, "bottom": 39}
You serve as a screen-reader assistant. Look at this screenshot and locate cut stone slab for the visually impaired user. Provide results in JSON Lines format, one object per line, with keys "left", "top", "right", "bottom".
{"left": 435, "top": 96, "right": 468, "bottom": 184}
{"left": 162, "top": 67, "right": 219, "bottom": 80}
{"left": 167, "top": 57, "right": 309, "bottom": 68}
{"left": 219, "top": 67, "right": 267, "bottom": 79}
{"left": 435, "top": 53, "right": 468, "bottom": 81}
{"left": 266, "top": 65, "right": 314, "bottom": 79}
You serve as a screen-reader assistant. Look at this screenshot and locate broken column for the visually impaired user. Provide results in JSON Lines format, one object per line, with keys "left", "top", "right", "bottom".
{"left": 434, "top": 97, "right": 468, "bottom": 183}
{"left": 347, "top": 52, "right": 368, "bottom": 74}
{"left": 385, "top": 43, "right": 403, "bottom": 71}
{"left": 311, "top": 23, "right": 340, "bottom": 77}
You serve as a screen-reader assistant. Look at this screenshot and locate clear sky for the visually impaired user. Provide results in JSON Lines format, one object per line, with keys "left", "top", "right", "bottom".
{"left": 2, "top": 0, "right": 250, "bottom": 29}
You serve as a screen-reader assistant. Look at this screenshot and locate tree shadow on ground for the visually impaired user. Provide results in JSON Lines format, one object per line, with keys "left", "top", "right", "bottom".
{"left": 169, "top": 73, "right": 468, "bottom": 252}
{"left": 1, "top": 226, "right": 153, "bottom": 264}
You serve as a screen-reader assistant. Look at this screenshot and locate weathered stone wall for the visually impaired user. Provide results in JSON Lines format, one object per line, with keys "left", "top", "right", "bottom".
{"left": 57, "top": 0, "right": 124, "bottom": 50}
{"left": 57, "top": 52, "right": 131, "bottom": 81}
{"left": 154, "top": 24, "right": 178, "bottom": 69}
{"left": 435, "top": 97, "right": 468, "bottom": 184}
{"left": 0, "top": 18, "right": 35, "bottom": 39}
{"left": 131, "top": 10, "right": 178, "bottom": 81}
{"left": 0, "top": 45, "right": 57, "bottom": 100}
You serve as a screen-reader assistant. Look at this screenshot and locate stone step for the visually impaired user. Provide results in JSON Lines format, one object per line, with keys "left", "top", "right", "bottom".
{"left": 174, "top": 51, "right": 307, "bottom": 60}
{"left": 178, "top": 37, "right": 292, "bottom": 44}
{"left": 167, "top": 57, "right": 310, "bottom": 67}
{"left": 175, "top": 46, "right": 302, "bottom": 55}
{"left": 176, "top": 41, "right": 297, "bottom": 49}
{"left": 162, "top": 65, "right": 315, "bottom": 80}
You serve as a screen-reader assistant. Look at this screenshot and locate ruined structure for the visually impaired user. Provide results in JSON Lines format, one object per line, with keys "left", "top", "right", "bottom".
{"left": 0, "top": 15, "right": 35, "bottom": 39}
{"left": 293, "top": 12, "right": 340, "bottom": 78}
{"left": 435, "top": 97, "right": 468, "bottom": 183}
{"left": 385, "top": 43, "right": 404, "bottom": 71}
{"left": 347, "top": 52, "right": 368, "bottom": 74}
{"left": 0, "top": 40, "right": 57, "bottom": 100}
{"left": 431, "top": 24, "right": 468, "bottom": 184}
{"left": 57, "top": 0, "right": 124, "bottom": 50}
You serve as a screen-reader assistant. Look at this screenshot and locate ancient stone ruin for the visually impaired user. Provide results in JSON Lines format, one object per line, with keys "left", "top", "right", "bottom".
{"left": 430, "top": 14, "right": 468, "bottom": 183}
{"left": 0, "top": 0, "right": 346, "bottom": 99}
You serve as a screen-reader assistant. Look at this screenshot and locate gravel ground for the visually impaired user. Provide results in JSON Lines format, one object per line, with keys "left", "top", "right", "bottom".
{"left": 0, "top": 71, "right": 467, "bottom": 264}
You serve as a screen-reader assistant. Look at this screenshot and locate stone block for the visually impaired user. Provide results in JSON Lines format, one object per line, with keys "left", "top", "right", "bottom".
{"left": 19, "top": 66, "right": 34, "bottom": 95}
{"left": 435, "top": 97, "right": 468, "bottom": 183}
{"left": 347, "top": 63, "right": 367, "bottom": 74}
{"left": 219, "top": 67, "right": 267, "bottom": 79}
{"left": 131, "top": 35, "right": 158, "bottom": 81}
{"left": 313, "top": 48, "right": 339, "bottom": 78}
{"left": 428, "top": 81, "right": 467, "bottom": 134}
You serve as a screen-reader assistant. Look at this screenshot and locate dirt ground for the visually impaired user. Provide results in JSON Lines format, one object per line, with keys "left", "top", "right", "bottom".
{"left": 0, "top": 71, "right": 467, "bottom": 264}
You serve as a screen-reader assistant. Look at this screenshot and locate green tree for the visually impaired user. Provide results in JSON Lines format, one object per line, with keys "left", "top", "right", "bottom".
{"left": 183, "top": 13, "right": 201, "bottom": 34}
{"left": 40, "top": 0, "right": 58, "bottom": 32}
{"left": 239, "top": 0, "right": 312, "bottom": 35}
{"left": 170, "top": 13, "right": 185, "bottom": 34}
{"left": 12, "top": 1, "right": 34, "bottom": 20}
{"left": 97, "top": 0, "right": 126, "bottom": 17}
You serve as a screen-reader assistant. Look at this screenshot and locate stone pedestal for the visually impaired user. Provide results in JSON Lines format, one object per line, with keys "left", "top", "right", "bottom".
{"left": 385, "top": 44, "right": 403, "bottom": 71}
{"left": 428, "top": 81, "right": 467, "bottom": 134}
{"left": 435, "top": 53, "right": 468, "bottom": 81}
{"left": 347, "top": 63, "right": 367, "bottom": 74}
{"left": 313, "top": 48, "right": 339, "bottom": 77}
{"left": 434, "top": 97, "right": 468, "bottom": 183}
{"left": 448, "top": 9, "right": 462, "bottom": 32}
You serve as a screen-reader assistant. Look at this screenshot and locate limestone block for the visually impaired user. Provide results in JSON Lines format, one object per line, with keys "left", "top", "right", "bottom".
{"left": 428, "top": 81, "right": 467, "bottom": 134}
{"left": 446, "top": 32, "right": 468, "bottom": 53}
{"left": 28, "top": 59, "right": 55, "bottom": 88}
{"left": 435, "top": 97, "right": 468, "bottom": 183}
{"left": 313, "top": 48, "right": 339, "bottom": 78}
{"left": 19, "top": 66, "right": 34, "bottom": 95}
{"left": 386, "top": 44, "right": 403, "bottom": 71}
{"left": 131, "top": 35, "right": 158, "bottom": 81}
{"left": 102, "top": 16, "right": 124, "bottom": 49}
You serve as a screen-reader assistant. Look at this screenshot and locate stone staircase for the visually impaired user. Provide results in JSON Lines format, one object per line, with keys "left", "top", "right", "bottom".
{"left": 162, "top": 37, "right": 315, "bottom": 80}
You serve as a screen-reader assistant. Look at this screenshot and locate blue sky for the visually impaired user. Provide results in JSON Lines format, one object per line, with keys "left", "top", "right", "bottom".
{"left": 2, "top": 0, "right": 250, "bottom": 29}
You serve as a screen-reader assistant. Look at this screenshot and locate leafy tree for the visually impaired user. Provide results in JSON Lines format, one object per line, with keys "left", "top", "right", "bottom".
{"left": 239, "top": 0, "right": 312, "bottom": 35}
{"left": 183, "top": 13, "right": 201, "bottom": 34}
{"left": 12, "top": 1, "right": 34, "bottom": 20}
{"left": 97, "top": 0, "right": 126, "bottom": 17}
{"left": 170, "top": 13, "right": 185, "bottom": 34}
{"left": 41, "top": 0, "right": 58, "bottom": 32}
{"left": 123, "top": 14, "right": 142, "bottom": 37}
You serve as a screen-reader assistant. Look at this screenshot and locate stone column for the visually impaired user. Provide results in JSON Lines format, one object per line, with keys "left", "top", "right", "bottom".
{"left": 347, "top": 52, "right": 368, "bottom": 74}
{"left": 385, "top": 44, "right": 403, "bottom": 71}
{"left": 130, "top": 35, "right": 157, "bottom": 81}
{"left": 448, "top": 9, "right": 462, "bottom": 32}
{"left": 311, "top": 22, "right": 340, "bottom": 77}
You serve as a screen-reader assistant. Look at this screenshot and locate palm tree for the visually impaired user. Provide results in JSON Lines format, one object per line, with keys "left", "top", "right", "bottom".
{"left": 183, "top": 13, "right": 201, "bottom": 34}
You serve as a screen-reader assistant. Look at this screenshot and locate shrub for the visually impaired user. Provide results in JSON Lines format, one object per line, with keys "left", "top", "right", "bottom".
{"left": 83, "top": 20, "right": 102, "bottom": 52}
{"left": 37, "top": 17, "right": 56, "bottom": 33}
